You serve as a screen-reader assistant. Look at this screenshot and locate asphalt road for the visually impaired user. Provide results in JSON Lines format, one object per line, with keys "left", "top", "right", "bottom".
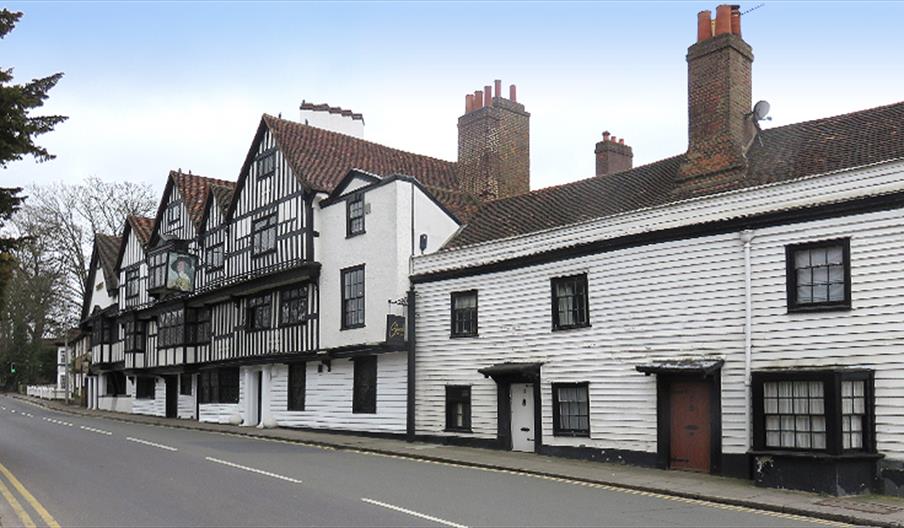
{"left": 0, "top": 395, "right": 838, "bottom": 528}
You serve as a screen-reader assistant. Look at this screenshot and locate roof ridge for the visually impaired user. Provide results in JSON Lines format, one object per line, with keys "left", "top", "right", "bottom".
{"left": 760, "top": 100, "right": 904, "bottom": 135}
{"left": 263, "top": 113, "right": 455, "bottom": 168}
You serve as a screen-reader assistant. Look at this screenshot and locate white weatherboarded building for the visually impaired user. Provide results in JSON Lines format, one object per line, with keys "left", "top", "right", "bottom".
{"left": 410, "top": 6, "right": 904, "bottom": 496}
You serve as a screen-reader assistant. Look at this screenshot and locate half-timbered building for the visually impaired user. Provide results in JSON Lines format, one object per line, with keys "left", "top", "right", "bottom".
{"left": 409, "top": 6, "right": 904, "bottom": 497}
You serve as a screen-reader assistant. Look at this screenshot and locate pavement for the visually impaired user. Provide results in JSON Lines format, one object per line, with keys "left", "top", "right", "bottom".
{"left": 3, "top": 393, "right": 904, "bottom": 527}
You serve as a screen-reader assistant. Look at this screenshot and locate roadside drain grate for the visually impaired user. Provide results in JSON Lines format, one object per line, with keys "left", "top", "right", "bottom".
{"left": 815, "top": 498, "right": 904, "bottom": 515}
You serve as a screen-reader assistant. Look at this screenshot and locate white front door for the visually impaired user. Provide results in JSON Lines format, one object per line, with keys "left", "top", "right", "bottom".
{"left": 510, "top": 383, "right": 535, "bottom": 452}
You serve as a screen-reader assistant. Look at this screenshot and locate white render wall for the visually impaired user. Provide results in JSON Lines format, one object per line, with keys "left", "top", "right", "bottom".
{"left": 317, "top": 179, "right": 459, "bottom": 351}
{"left": 269, "top": 351, "right": 407, "bottom": 433}
{"left": 413, "top": 161, "right": 904, "bottom": 461}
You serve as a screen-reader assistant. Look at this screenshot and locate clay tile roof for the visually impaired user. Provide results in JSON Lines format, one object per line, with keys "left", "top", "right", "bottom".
{"left": 170, "top": 171, "right": 234, "bottom": 229}
{"left": 127, "top": 215, "right": 155, "bottom": 247}
{"left": 209, "top": 183, "right": 236, "bottom": 217}
{"left": 94, "top": 233, "right": 122, "bottom": 289}
{"left": 450, "top": 101, "right": 904, "bottom": 248}
{"left": 263, "top": 114, "right": 459, "bottom": 194}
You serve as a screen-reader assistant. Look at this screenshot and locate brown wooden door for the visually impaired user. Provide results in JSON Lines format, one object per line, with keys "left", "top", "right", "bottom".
{"left": 669, "top": 380, "right": 711, "bottom": 472}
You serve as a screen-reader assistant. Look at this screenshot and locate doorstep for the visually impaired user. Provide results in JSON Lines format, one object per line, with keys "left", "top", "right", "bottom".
{"left": 10, "top": 394, "right": 904, "bottom": 528}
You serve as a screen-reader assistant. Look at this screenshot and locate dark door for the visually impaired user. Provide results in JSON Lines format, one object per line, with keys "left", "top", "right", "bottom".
{"left": 256, "top": 371, "right": 263, "bottom": 426}
{"left": 669, "top": 380, "right": 711, "bottom": 472}
{"left": 165, "top": 375, "right": 178, "bottom": 418}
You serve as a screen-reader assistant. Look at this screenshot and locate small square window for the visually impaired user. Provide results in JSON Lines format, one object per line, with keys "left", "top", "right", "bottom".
{"left": 256, "top": 151, "right": 276, "bottom": 179}
{"left": 347, "top": 194, "right": 365, "bottom": 236}
{"left": 279, "top": 285, "right": 308, "bottom": 326}
{"left": 551, "top": 274, "right": 590, "bottom": 330}
{"left": 136, "top": 377, "right": 156, "bottom": 400}
{"left": 552, "top": 383, "right": 590, "bottom": 437}
{"left": 251, "top": 213, "right": 277, "bottom": 257}
{"left": 445, "top": 386, "right": 471, "bottom": 431}
{"left": 206, "top": 243, "right": 224, "bottom": 271}
{"left": 247, "top": 293, "right": 272, "bottom": 331}
{"left": 451, "top": 290, "right": 478, "bottom": 337}
{"left": 786, "top": 239, "right": 851, "bottom": 312}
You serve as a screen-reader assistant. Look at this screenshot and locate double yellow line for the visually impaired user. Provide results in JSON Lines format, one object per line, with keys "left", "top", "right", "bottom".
{"left": 0, "top": 460, "right": 60, "bottom": 528}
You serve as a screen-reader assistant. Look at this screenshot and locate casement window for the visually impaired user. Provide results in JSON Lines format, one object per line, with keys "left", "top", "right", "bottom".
{"left": 198, "top": 368, "right": 240, "bottom": 404}
{"left": 92, "top": 317, "right": 115, "bottom": 345}
{"left": 125, "top": 267, "right": 140, "bottom": 299}
{"left": 188, "top": 307, "right": 212, "bottom": 345}
{"left": 136, "top": 377, "right": 156, "bottom": 400}
{"left": 352, "top": 356, "right": 377, "bottom": 414}
{"left": 450, "top": 290, "right": 478, "bottom": 337}
{"left": 445, "top": 385, "right": 471, "bottom": 431}
{"left": 166, "top": 201, "right": 182, "bottom": 230}
{"left": 105, "top": 372, "right": 127, "bottom": 396}
{"left": 551, "top": 274, "right": 590, "bottom": 330}
{"left": 246, "top": 293, "right": 272, "bottom": 331}
{"left": 256, "top": 150, "right": 276, "bottom": 179}
{"left": 753, "top": 370, "right": 874, "bottom": 454}
{"left": 251, "top": 213, "right": 278, "bottom": 257}
{"left": 124, "top": 320, "right": 146, "bottom": 353}
{"left": 786, "top": 238, "right": 851, "bottom": 312}
{"left": 148, "top": 251, "right": 167, "bottom": 290}
{"left": 288, "top": 362, "right": 306, "bottom": 411}
{"left": 552, "top": 383, "right": 590, "bottom": 437}
{"left": 346, "top": 193, "right": 365, "bottom": 236}
{"left": 179, "top": 373, "right": 192, "bottom": 396}
{"left": 341, "top": 265, "right": 365, "bottom": 329}
{"left": 279, "top": 285, "right": 308, "bottom": 326}
{"left": 157, "top": 308, "right": 185, "bottom": 348}
{"left": 206, "top": 243, "right": 224, "bottom": 271}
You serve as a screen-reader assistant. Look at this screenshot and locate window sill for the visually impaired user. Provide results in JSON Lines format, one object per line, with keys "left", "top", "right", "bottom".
{"left": 444, "top": 427, "right": 473, "bottom": 433}
{"left": 787, "top": 302, "right": 851, "bottom": 314}
{"left": 552, "top": 431, "right": 590, "bottom": 438}
{"left": 748, "top": 449, "right": 883, "bottom": 460}
{"left": 341, "top": 324, "right": 366, "bottom": 331}
{"left": 346, "top": 231, "right": 366, "bottom": 239}
{"left": 552, "top": 323, "right": 592, "bottom": 332}
{"left": 352, "top": 410, "right": 376, "bottom": 415}
{"left": 450, "top": 333, "right": 478, "bottom": 339}
{"left": 251, "top": 249, "right": 277, "bottom": 259}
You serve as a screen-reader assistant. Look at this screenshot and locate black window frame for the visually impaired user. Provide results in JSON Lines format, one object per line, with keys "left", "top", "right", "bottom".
{"left": 450, "top": 290, "right": 478, "bottom": 338}
{"left": 551, "top": 273, "right": 590, "bottom": 331}
{"left": 147, "top": 250, "right": 168, "bottom": 291}
{"left": 124, "top": 319, "right": 146, "bottom": 353}
{"left": 552, "top": 382, "right": 591, "bottom": 437}
{"left": 205, "top": 242, "right": 225, "bottom": 271}
{"left": 340, "top": 265, "right": 366, "bottom": 330}
{"left": 105, "top": 372, "right": 127, "bottom": 396}
{"left": 198, "top": 367, "right": 240, "bottom": 404}
{"left": 279, "top": 284, "right": 308, "bottom": 327}
{"left": 785, "top": 238, "right": 852, "bottom": 313}
{"left": 157, "top": 308, "right": 185, "bottom": 349}
{"left": 288, "top": 362, "right": 306, "bottom": 411}
{"left": 246, "top": 292, "right": 272, "bottom": 332}
{"left": 346, "top": 193, "right": 365, "bottom": 237}
{"left": 188, "top": 307, "right": 212, "bottom": 345}
{"left": 125, "top": 266, "right": 140, "bottom": 300}
{"left": 166, "top": 200, "right": 182, "bottom": 229}
{"left": 179, "top": 373, "right": 192, "bottom": 396}
{"left": 256, "top": 149, "right": 276, "bottom": 179}
{"left": 251, "top": 212, "right": 278, "bottom": 257}
{"left": 135, "top": 377, "right": 156, "bottom": 400}
{"left": 752, "top": 370, "right": 875, "bottom": 455}
{"left": 444, "top": 385, "right": 472, "bottom": 432}
{"left": 352, "top": 356, "right": 377, "bottom": 414}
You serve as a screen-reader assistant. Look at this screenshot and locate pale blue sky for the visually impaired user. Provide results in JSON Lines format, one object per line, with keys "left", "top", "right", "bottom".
{"left": 4, "top": 1, "right": 903, "bottom": 193}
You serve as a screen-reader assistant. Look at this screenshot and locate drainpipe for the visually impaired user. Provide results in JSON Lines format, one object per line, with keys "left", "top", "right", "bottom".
{"left": 739, "top": 229, "right": 756, "bottom": 451}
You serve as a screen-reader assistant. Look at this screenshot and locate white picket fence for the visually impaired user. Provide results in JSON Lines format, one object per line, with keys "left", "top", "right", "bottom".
{"left": 26, "top": 385, "right": 66, "bottom": 400}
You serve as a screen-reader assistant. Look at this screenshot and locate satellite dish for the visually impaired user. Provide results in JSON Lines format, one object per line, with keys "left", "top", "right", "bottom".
{"left": 753, "top": 100, "right": 771, "bottom": 121}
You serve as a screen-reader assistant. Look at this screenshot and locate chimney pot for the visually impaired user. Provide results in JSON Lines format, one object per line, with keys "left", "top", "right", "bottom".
{"left": 466, "top": 94, "right": 474, "bottom": 113}
{"left": 730, "top": 5, "right": 741, "bottom": 36}
{"left": 602, "top": 131, "right": 611, "bottom": 141}
{"left": 619, "top": 138, "right": 625, "bottom": 144}
{"left": 484, "top": 85, "right": 492, "bottom": 107}
{"left": 509, "top": 84, "right": 517, "bottom": 102}
{"left": 611, "top": 136, "right": 617, "bottom": 143}
{"left": 494, "top": 79, "right": 502, "bottom": 99}
{"left": 474, "top": 90, "right": 484, "bottom": 109}
{"left": 715, "top": 4, "right": 732, "bottom": 36}
{"left": 697, "top": 10, "right": 712, "bottom": 42}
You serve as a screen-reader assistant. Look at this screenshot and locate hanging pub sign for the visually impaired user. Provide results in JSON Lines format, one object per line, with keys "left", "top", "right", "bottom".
{"left": 386, "top": 314, "right": 406, "bottom": 345}
{"left": 147, "top": 242, "right": 197, "bottom": 296}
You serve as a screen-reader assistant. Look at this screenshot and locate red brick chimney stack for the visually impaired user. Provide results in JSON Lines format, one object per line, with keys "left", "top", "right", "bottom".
{"left": 595, "top": 131, "right": 634, "bottom": 177}
{"left": 678, "top": 4, "right": 754, "bottom": 198}
{"left": 458, "top": 79, "right": 530, "bottom": 201}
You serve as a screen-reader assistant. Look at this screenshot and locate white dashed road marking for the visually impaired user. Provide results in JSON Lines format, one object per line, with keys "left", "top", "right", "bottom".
{"left": 361, "top": 498, "right": 469, "bottom": 528}
{"left": 204, "top": 457, "right": 302, "bottom": 484}
{"left": 80, "top": 425, "right": 113, "bottom": 436}
{"left": 125, "top": 437, "right": 178, "bottom": 451}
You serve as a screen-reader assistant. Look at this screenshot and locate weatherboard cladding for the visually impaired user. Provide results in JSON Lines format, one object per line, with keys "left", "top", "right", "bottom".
{"left": 450, "top": 101, "right": 904, "bottom": 249}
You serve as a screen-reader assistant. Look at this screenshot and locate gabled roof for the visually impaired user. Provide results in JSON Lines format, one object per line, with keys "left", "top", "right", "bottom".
{"left": 95, "top": 234, "right": 122, "bottom": 290}
{"left": 127, "top": 215, "right": 154, "bottom": 247}
{"left": 449, "top": 101, "right": 904, "bottom": 248}
{"left": 149, "top": 170, "right": 233, "bottom": 246}
{"left": 199, "top": 181, "right": 238, "bottom": 235}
